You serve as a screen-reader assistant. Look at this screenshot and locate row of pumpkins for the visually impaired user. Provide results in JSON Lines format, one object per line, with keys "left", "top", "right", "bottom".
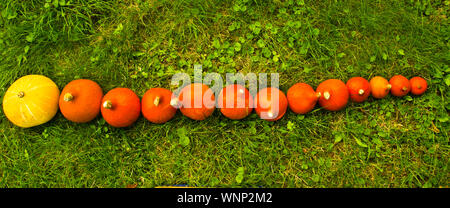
{"left": 2, "top": 75, "right": 427, "bottom": 128}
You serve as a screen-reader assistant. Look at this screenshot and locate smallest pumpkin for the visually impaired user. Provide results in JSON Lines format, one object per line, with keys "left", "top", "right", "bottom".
{"left": 389, "top": 75, "right": 411, "bottom": 97}
{"left": 101, "top": 88, "right": 141, "bottom": 128}
{"left": 141, "top": 88, "right": 177, "bottom": 124}
{"left": 409, "top": 77, "right": 427, "bottom": 96}
{"left": 346, "top": 77, "right": 371, "bottom": 103}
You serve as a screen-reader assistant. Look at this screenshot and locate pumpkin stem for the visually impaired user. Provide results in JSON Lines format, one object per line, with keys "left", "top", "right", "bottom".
{"left": 358, "top": 89, "right": 365, "bottom": 95}
{"left": 417, "top": 85, "right": 422, "bottom": 89}
{"left": 18, "top": 91, "right": 25, "bottom": 98}
{"left": 323, "top": 91, "right": 331, "bottom": 100}
{"left": 170, "top": 98, "right": 179, "bottom": 108}
{"left": 386, "top": 84, "right": 392, "bottom": 90}
{"left": 154, "top": 96, "right": 160, "bottom": 107}
{"left": 64, "top": 93, "right": 74, "bottom": 102}
{"left": 267, "top": 111, "right": 274, "bottom": 118}
{"left": 103, "top": 100, "right": 113, "bottom": 109}
{"left": 402, "top": 86, "right": 408, "bottom": 91}
{"left": 316, "top": 92, "right": 322, "bottom": 99}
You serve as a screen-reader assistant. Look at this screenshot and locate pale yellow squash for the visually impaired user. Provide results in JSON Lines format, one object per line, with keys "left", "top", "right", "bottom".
{"left": 2, "top": 75, "right": 60, "bottom": 128}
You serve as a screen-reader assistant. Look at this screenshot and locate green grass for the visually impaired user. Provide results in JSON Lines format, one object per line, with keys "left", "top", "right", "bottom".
{"left": 0, "top": 0, "right": 449, "bottom": 188}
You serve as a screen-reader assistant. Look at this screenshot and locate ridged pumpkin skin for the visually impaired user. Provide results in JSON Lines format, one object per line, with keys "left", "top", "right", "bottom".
{"left": 370, "top": 76, "right": 391, "bottom": 99}
{"left": 287, "top": 83, "right": 320, "bottom": 114}
{"left": 389, "top": 75, "right": 411, "bottom": 97}
{"left": 59, "top": 79, "right": 103, "bottom": 123}
{"left": 346, "top": 77, "right": 371, "bottom": 103}
{"left": 178, "top": 83, "right": 215, "bottom": 121}
{"left": 141, "top": 88, "right": 177, "bottom": 124}
{"left": 3, "top": 75, "right": 60, "bottom": 128}
{"left": 316, "top": 79, "right": 349, "bottom": 111}
{"left": 218, "top": 84, "right": 254, "bottom": 120}
{"left": 409, "top": 77, "right": 427, "bottom": 95}
{"left": 101, "top": 88, "right": 141, "bottom": 128}
{"left": 255, "top": 87, "right": 288, "bottom": 121}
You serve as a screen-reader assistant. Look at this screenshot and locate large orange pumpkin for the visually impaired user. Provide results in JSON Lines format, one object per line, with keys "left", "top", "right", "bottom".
{"left": 59, "top": 79, "right": 103, "bottom": 123}
{"left": 177, "top": 83, "right": 215, "bottom": 121}
{"left": 346, "top": 77, "right": 371, "bottom": 103}
{"left": 254, "top": 87, "right": 288, "bottom": 121}
{"left": 316, "top": 79, "right": 349, "bottom": 111}
{"left": 101, "top": 88, "right": 141, "bottom": 128}
{"left": 141, "top": 88, "right": 177, "bottom": 124}
{"left": 287, "top": 83, "right": 320, "bottom": 114}
{"left": 2, "top": 75, "right": 60, "bottom": 128}
{"left": 218, "top": 84, "right": 253, "bottom": 120}
{"left": 409, "top": 76, "right": 427, "bottom": 95}
{"left": 389, "top": 75, "right": 411, "bottom": 97}
{"left": 370, "top": 76, "right": 391, "bottom": 99}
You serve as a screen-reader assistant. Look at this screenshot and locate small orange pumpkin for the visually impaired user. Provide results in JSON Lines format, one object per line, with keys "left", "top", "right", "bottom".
{"left": 177, "top": 83, "right": 215, "bottom": 121}
{"left": 316, "top": 79, "right": 349, "bottom": 111}
{"left": 389, "top": 75, "right": 411, "bottom": 97}
{"left": 101, "top": 88, "right": 141, "bottom": 128}
{"left": 254, "top": 87, "right": 288, "bottom": 121}
{"left": 346, "top": 77, "right": 371, "bottom": 103}
{"left": 218, "top": 84, "right": 253, "bottom": 120}
{"left": 370, "top": 76, "right": 391, "bottom": 99}
{"left": 287, "top": 83, "right": 320, "bottom": 114}
{"left": 59, "top": 79, "right": 103, "bottom": 123}
{"left": 409, "top": 77, "right": 427, "bottom": 95}
{"left": 141, "top": 88, "right": 177, "bottom": 124}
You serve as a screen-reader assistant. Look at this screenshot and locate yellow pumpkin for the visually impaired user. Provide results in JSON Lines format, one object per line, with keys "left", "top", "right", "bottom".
{"left": 2, "top": 75, "right": 60, "bottom": 128}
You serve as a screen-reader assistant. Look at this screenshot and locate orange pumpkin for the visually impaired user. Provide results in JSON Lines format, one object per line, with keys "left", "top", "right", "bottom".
{"left": 218, "top": 84, "right": 253, "bottom": 120}
{"left": 316, "top": 79, "right": 349, "bottom": 111}
{"left": 389, "top": 75, "right": 411, "bottom": 97}
{"left": 370, "top": 76, "right": 391, "bottom": 99}
{"left": 254, "top": 87, "right": 288, "bottom": 121}
{"left": 177, "top": 83, "right": 215, "bottom": 121}
{"left": 346, "top": 77, "right": 371, "bottom": 103}
{"left": 101, "top": 88, "right": 141, "bottom": 128}
{"left": 409, "top": 77, "right": 427, "bottom": 95}
{"left": 141, "top": 88, "right": 177, "bottom": 124}
{"left": 59, "top": 79, "right": 103, "bottom": 123}
{"left": 287, "top": 83, "right": 320, "bottom": 114}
